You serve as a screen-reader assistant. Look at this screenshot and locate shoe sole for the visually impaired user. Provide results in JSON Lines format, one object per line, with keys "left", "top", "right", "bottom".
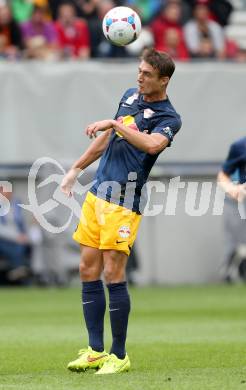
{"left": 95, "top": 364, "right": 130, "bottom": 375}
{"left": 67, "top": 366, "right": 88, "bottom": 372}
{"left": 95, "top": 370, "right": 130, "bottom": 375}
{"left": 68, "top": 361, "right": 106, "bottom": 372}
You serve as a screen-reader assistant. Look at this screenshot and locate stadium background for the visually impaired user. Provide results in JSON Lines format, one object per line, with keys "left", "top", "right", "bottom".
{"left": 1, "top": 1, "right": 246, "bottom": 389}
{"left": 0, "top": 61, "right": 245, "bottom": 284}
{"left": 1, "top": 0, "right": 246, "bottom": 285}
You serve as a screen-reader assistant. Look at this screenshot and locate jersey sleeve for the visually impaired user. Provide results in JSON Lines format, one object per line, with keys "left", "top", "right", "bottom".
{"left": 151, "top": 116, "right": 182, "bottom": 147}
{"left": 222, "top": 143, "right": 240, "bottom": 175}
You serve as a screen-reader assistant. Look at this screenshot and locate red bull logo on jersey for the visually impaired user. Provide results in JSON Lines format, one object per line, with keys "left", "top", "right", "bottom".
{"left": 118, "top": 225, "right": 131, "bottom": 238}
{"left": 115, "top": 115, "right": 139, "bottom": 137}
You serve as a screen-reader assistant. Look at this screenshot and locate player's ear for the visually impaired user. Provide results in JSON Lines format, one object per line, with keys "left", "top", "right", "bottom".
{"left": 161, "top": 76, "right": 169, "bottom": 87}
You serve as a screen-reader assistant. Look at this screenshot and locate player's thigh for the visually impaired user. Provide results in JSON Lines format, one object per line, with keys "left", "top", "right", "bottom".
{"left": 103, "top": 249, "right": 128, "bottom": 283}
{"left": 100, "top": 204, "right": 142, "bottom": 256}
{"left": 73, "top": 192, "right": 101, "bottom": 248}
{"left": 79, "top": 245, "right": 104, "bottom": 280}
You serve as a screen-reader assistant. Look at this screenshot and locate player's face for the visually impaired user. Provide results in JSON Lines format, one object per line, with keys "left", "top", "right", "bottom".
{"left": 137, "top": 61, "right": 168, "bottom": 101}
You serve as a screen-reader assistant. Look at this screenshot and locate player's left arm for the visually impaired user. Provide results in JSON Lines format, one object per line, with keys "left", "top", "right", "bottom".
{"left": 86, "top": 119, "right": 173, "bottom": 155}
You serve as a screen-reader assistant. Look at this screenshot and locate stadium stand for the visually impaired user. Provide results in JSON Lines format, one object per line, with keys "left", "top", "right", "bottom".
{"left": 226, "top": 0, "right": 246, "bottom": 50}
{"left": 0, "top": 0, "right": 245, "bottom": 61}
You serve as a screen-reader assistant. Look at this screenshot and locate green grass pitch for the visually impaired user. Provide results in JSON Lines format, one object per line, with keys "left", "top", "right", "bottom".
{"left": 0, "top": 285, "right": 246, "bottom": 390}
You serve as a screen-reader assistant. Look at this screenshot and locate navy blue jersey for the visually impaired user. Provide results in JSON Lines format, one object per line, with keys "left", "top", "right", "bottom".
{"left": 222, "top": 137, "right": 246, "bottom": 184}
{"left": 90, "top": 88, "right": 182, "bottom": 212}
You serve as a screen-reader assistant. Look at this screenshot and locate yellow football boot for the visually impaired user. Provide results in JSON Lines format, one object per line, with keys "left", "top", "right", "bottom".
{"left": 67, "top": 346, "right": 108, "bottom": 372}
{"left": 95, "top": 353, "right": 130, "bottom": 375}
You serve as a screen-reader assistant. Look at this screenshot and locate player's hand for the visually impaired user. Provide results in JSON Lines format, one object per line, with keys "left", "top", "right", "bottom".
{"left": 86, "top": 120, "right": 114, "bottom": 138}
{"left": 228, "top": 184, "right": 246, "bottom": 202}
{"left": 16, "top": 233, "right": 29, "bottom": 244}
{"left": 61, "top": 168, "right": 81, "bottom": 197}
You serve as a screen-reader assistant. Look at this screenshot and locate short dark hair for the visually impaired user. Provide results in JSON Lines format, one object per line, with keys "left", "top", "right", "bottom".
{"left": 141, "top": 48, "right": 175, "bottom": 79}
{"left": 59, "top": 0, "right": 76, "bottom": 11}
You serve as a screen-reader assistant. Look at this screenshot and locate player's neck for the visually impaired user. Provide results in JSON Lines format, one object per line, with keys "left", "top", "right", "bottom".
{"left": 143, "top": 90, "right": 167, "bottom": 103}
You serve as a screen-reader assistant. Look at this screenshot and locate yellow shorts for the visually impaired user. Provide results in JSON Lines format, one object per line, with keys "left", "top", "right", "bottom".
{"left": 73, "top": 191, "right": 142, "bottom": 256}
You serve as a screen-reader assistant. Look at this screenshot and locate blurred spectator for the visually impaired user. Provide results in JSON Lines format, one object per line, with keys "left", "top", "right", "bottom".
{"left": 126, "top": 0, "right": 163, "bottom": 25}
{"left": 184, "top": 0, "right": 226, "bottom": 59}
{"left": 55, "top": 1, "right": 90, "bottom": 59}
{"left": 78, "top": 0, "right": 115, "bottom": 58}
{"left": 0, "top": 186, "right": 31, "bottom": 284}
{"left": 84, "top": 0, "right": 109, "bottom": 57}
{"left": 151, "top": 1, "right": 189, "bottom": 61}
{"left": 113, "top": 0, "right": 125, "bottom": 3}
{"left": 21, "top": 4, "right": 58, "bottom": 60}
{"left": 0, "top": 3, "right": 24, "bottom": 59}
{"left": 236, "top": 48, "right": 246, "bottom": 63}
{"left": 224, "top": 38, "right": 239, "bottom": 61}
{"left": 12, "top": 0, "right": 51, "bottom": 24}
{"left": 49, "top": 0, "right": 98, "bottom": 21}
{"left": 76, "top": 0, "right": 99, "bottom": 19}
{"left": 184, "top": 0, "right": 233, "bottom": 27}
{"left": 35, "top": 0, "right": 52, "bottom": 20}
{"left": 209, "top": 0, "right": 233, "bottom": 27}
{"left": 11, "top": 0, "right": 33, "bottom": 23}
{"left": 35, "top": 0, "right": 50, "bottom": 10}
{"left": 161, "top": 27, "right": 189, "bottom": 60}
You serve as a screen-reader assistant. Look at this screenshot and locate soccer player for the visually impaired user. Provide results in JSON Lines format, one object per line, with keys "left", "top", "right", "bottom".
{"left": 217, "top": 137, "right": 246, "bottom": 280}
{"left": 218, "top": 137, "right": 246, "bottom": 202}
{"left": 61, "top": 48, "right": 182, "bottom": 374}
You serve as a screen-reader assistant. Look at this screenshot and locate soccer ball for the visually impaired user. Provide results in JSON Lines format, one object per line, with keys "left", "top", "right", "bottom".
{"left": 102, "top": 6, "right": 141, "bottom": 47}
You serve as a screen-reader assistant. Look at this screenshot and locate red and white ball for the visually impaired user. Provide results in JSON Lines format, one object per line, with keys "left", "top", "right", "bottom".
{"left": 102, "top": 6, "right": 141, "bottom": 47}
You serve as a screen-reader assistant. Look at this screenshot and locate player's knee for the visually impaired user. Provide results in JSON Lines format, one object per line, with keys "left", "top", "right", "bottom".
{"left": 104, "top": 264, "right": 125, "bottom": 284}
{"left": 103, "top": 266, "right": 114, "bottom": 283}
{"left": 79, "top": 262, "right": 88, "bottom": 279}
{"left": 79, "top": 261, "right": 98, "bottom": 280}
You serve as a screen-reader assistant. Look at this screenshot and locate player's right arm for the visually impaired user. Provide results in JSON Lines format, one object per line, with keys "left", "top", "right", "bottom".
{"left": 61, "top": 129, "right": 112, "bottom": 196}
{"left": 217, "top": 170, "right": 246, "bottom": 202}
{"left": 71, "top": 129, "right": 112, "bottom": 170}
{"left": 217, "top": 141, "right": 246, "bottom": 202}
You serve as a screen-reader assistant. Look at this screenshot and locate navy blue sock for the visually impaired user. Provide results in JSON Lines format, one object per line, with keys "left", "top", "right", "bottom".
{"left": 107, "top": 282, "right": 131, "bottom": 359}
{"left": 82, "top": 280, "right": 106, "bottom": 352}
